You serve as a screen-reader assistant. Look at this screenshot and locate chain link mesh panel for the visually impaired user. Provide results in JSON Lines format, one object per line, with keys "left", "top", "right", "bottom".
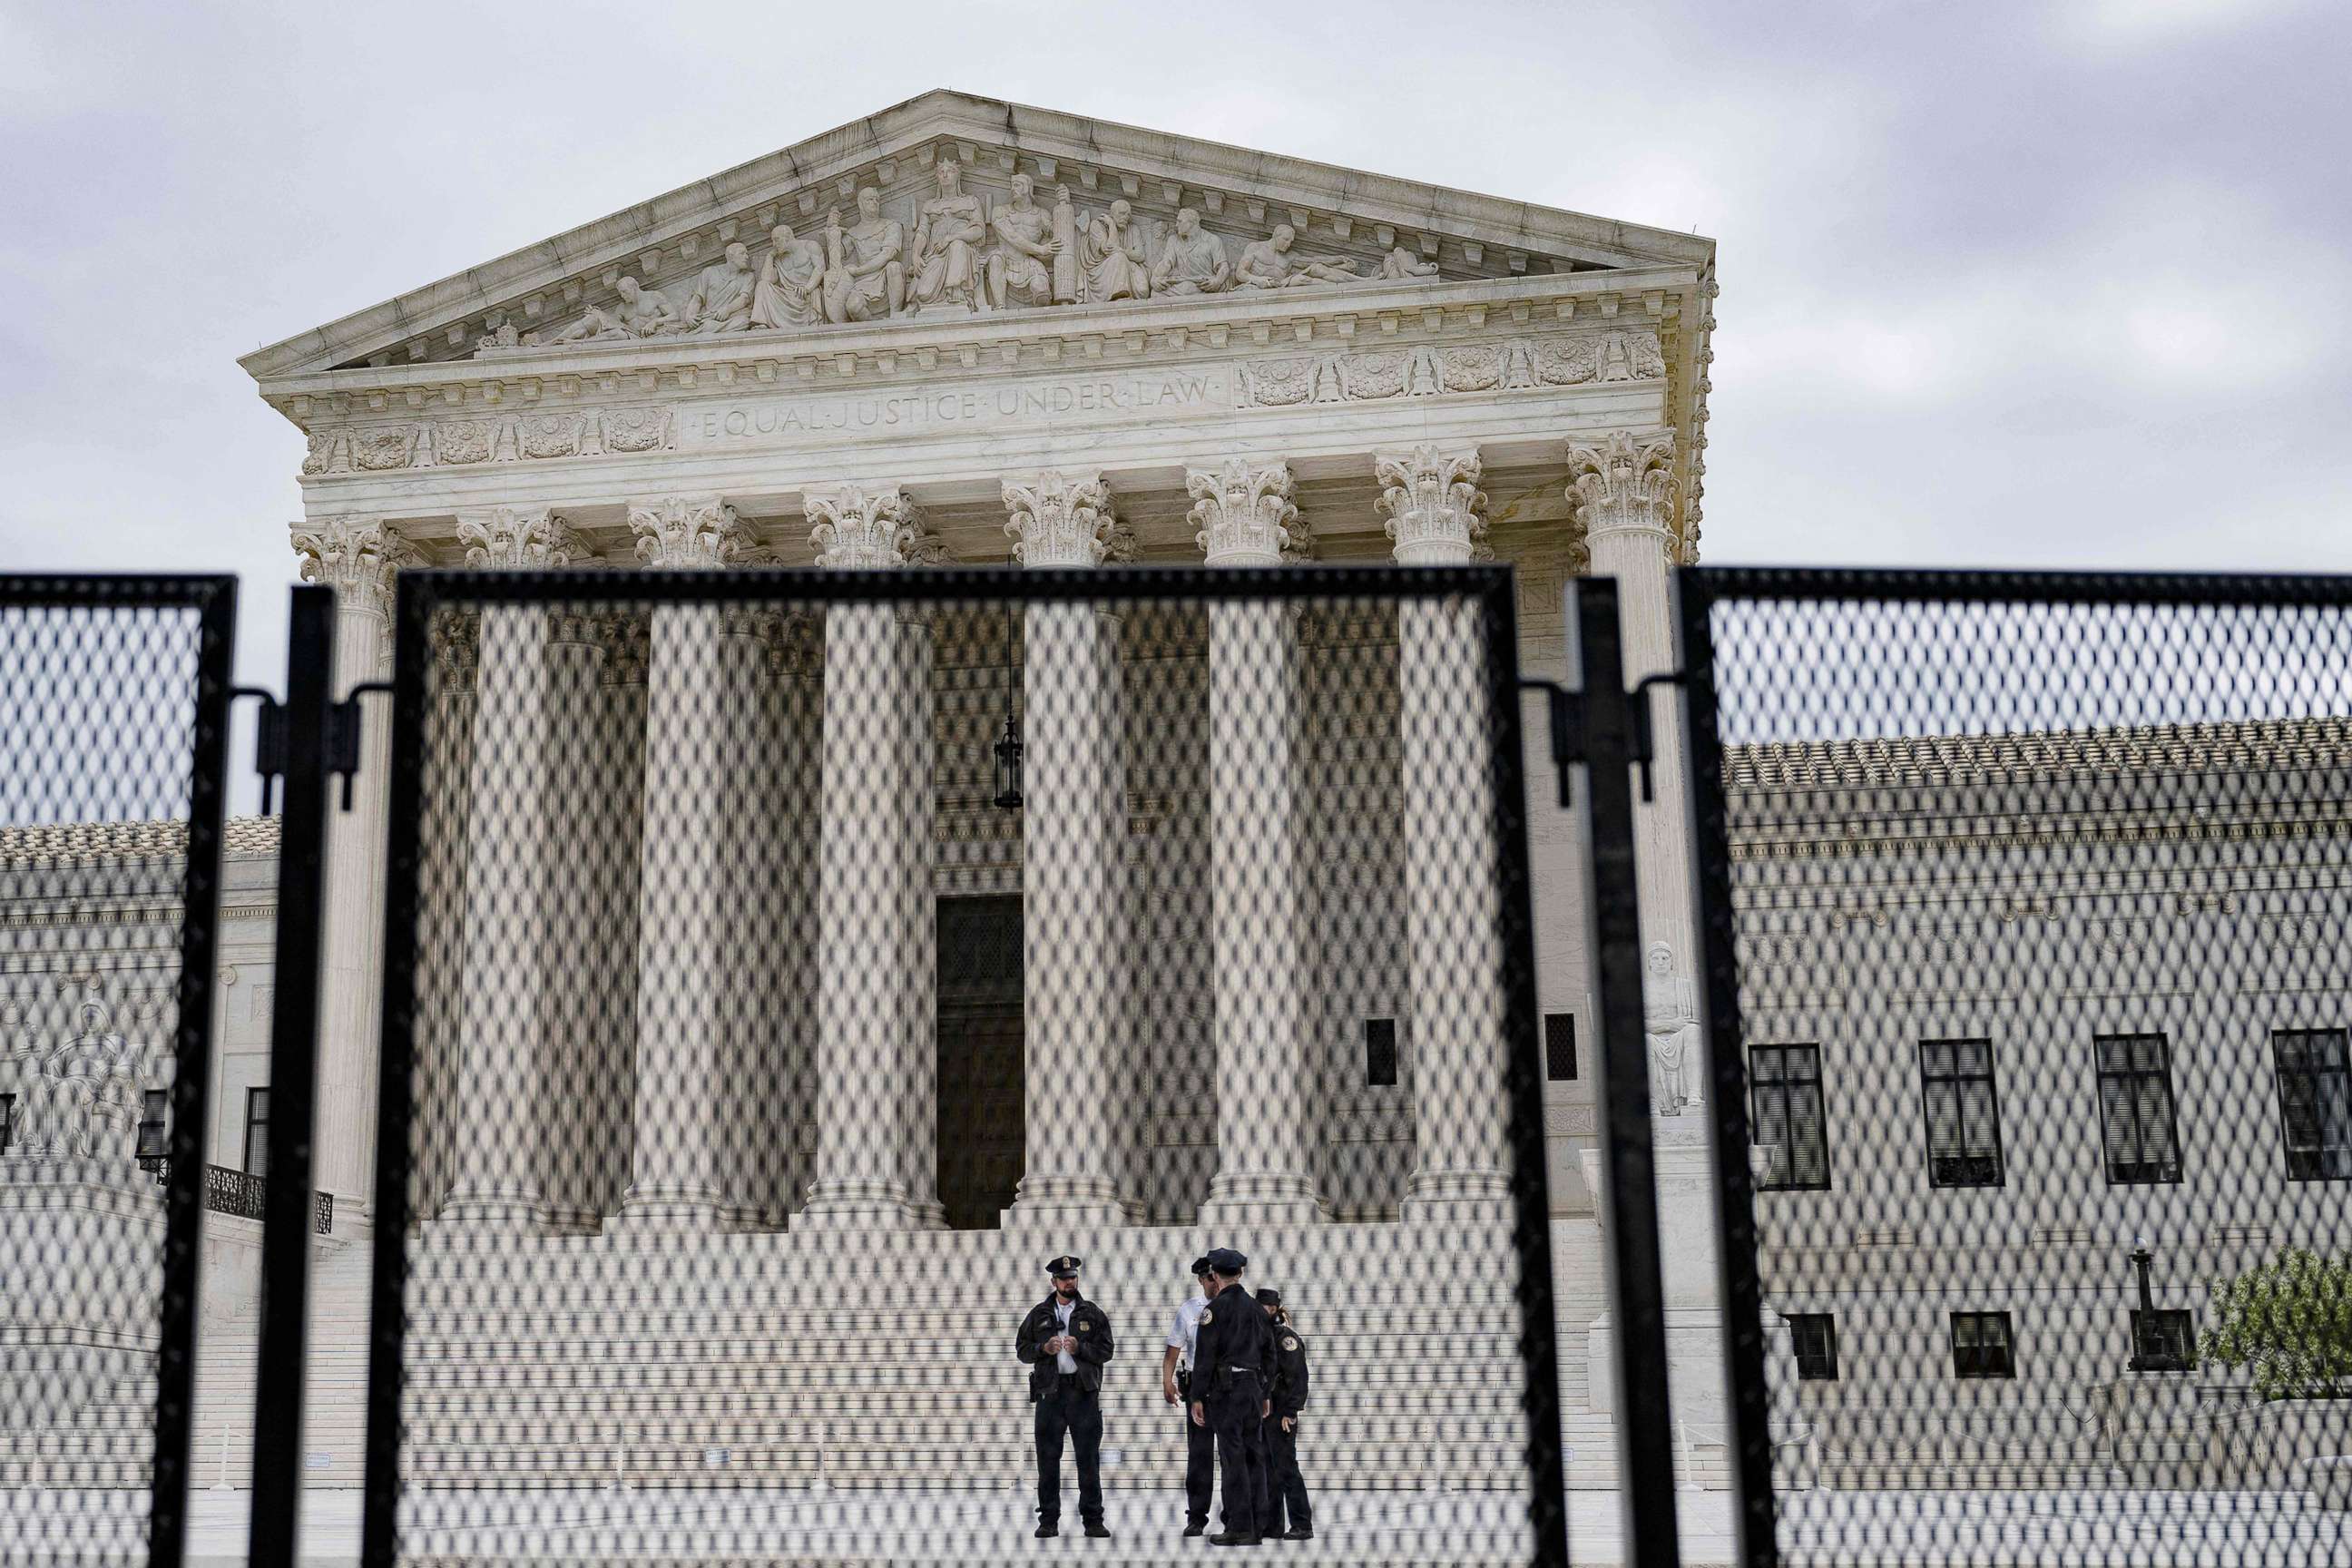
{"left": 1680, "top": 572, "right": 2352, "bottom": 1566}
{"left": 0, "top": 579, "right": 233, "bottom": 1567}
{"left": 368, "top": 567, "right": 1563, "bottom": 1564}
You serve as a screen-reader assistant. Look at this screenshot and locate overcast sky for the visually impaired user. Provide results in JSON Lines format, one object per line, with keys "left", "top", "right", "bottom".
{"left": 4, "top": 0, "right": 2348, "bottom": 709}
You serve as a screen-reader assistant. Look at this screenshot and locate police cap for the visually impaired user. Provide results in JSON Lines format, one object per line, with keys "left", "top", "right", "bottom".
{"left": 1253, "top": 1287, "right": 1282, "bottom": 1307}
{"left": 1045, "top": 1255, "right": 1082, "bottom": 1278}
{"left": 1204, "top": 1247, "right": 1247, "bottom": 1276}
{"left": 1190, "top": 1257, "right": 1214, "bottom": 1278}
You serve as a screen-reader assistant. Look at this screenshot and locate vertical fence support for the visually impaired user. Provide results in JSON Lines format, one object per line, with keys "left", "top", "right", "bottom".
{"left": 1575, "top": 576, "right": 1682, "bottom": 1566}
{"left": 248, "top": 586, "right": 338, "bottom": 1567}
{"left": 151, "top": 576, "right": 240, "bottom": 1568}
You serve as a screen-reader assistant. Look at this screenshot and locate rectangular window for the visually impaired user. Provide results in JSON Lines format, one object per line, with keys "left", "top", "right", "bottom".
{"left": 1750, "top": 1044, "right": 1830, "bottom": 1190}
{"left": 0, "top": 1091, "right": 14, "bottom": 1154}
{"left": 2130, "top": 1308, "right": 2196, "bottom": 1372}
{"left": 1786, "top": 1313, "right": 1838, "bottom": 1381}
{"left": 1919, "top": 1038, "right": 2004, "bottom": 1188}
{"left": 2274, "top": 1029, "right": 2352, "bottom": 1181}
{"left": 135, "top": 1088, "right": 170, "bottom": 1163}
{"left": 1951, "top": 1311, "right": 2015, "bottom": 1379}
{"left": 2095, "top": 1034, "right": 2181, "bottom": 1185}
{"left": 1544, "top": 1013, "right": 1577, "bottom": 1083}
{"left": 243, "top": 1087, "right": 271, "bottom": 1179}
{"left": 1365, "top": 1018, "right": 1397, "bottom": 1087}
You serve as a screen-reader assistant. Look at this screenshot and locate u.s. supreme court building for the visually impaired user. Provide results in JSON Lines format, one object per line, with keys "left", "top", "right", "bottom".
{"left": 5, "top": 91, "right": 2348, "bottom": 1540}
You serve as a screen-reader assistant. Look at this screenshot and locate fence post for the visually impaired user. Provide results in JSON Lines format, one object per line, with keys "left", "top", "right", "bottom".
{"left": 1575, "top": 576, "right": 1683, "bottom": 1566}
{"left": 247, "top": 585, "right": 337, "bottom": 1568}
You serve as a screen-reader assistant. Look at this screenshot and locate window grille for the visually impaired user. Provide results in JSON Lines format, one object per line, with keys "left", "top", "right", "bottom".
{"left": 1544, "top": 1012, "right": 1576, "bottom": 1082}
{"left": 1919, "top": 1038, "right": 2003, "bottom": 1188}
{"left": 2274, "top": 1028, "right": 2352, "bottom": 1181}
{"left": 1786, "top": 1313, "right": 1838, "bottom": 1381}
{"left": 1950, "top": 1311, "right": 2014, "bottom": 1379}
{"left": 243, "top": 1085, "right": 270, "bottom": 1178}
{"left": 1364, "top": 1016, "right": 1398, "bottom": 1086}
{"left": 2129, "top": 1308, "right": 2196, "bottom": 1372}
{"left": 2094, "top": 1034, "right": 2181, "bottom": 1185}
{"left": 1751, "top": 1043, "right": 1830, "bottom": 1190}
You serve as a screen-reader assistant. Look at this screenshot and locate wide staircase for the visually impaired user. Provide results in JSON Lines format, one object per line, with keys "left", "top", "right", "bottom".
{"left": 384, "top": 1216, "right": 1669, "bottom": 1497}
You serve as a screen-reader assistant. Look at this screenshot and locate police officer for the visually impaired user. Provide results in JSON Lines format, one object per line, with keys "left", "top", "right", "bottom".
{"left": 1255, "top": 1288, "right": 1313, "bottom": 1541}
{"left": 1015, "top": 1255, "right": 1115, "bottom": 1540}
{"left": 1161, "top": 1257, "right": 1220, "bottom": 1537}
{"left": 1186, "top": 1248, "right": 1276, "bottom": 1546}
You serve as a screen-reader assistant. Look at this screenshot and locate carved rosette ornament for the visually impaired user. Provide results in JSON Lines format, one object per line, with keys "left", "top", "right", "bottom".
{"left": 806, "top": 485, "right": 926, "bottom": 570}
{"left": 629, "top": 496, "right": 747, "bottom": 570}
{"left": 1003, "top": 471, "right": 1113, "bottom": 568}
{"left": 1376, "top": 446, "right": 1487, "bottom": 565}
{"left": 290, "top": 516, "right": 423, "bottom": 617}
{"left": 456, "top": 506, "right": 595, "bottom": 571}
{"left": 1188, "top": 459, "right": 1307, "bottom": 567}
{"left": 1567, "top": 431, "right": 1680, "bottom": 555}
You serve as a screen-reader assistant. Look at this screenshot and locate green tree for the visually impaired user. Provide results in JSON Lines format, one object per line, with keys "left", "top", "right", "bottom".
{"left": 2200, "top": 1248, "right": 2352, "bottom": 1400}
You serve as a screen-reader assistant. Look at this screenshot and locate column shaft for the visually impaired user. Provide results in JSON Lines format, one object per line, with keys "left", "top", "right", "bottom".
{"left": 443, "top": 606, "right": 552, "bottom": 1224}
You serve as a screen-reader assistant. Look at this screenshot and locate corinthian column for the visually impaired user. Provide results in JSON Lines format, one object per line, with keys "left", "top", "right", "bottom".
{"left": 1378, "top": 446, "right": 1513, "bottom": 1215}
{"left": 1570, "top": 432, "right": 1698, "bottom": 975}
{"left": 291, "top": 516, "right": 422, "bottom": 1210}
{"left": 1004, "top": 471, "right": 1127, "bottom": 1228}
{"left": 439, "top": 507, "right": 594, "bottom": 1227}
{"left": 614, "top": 496, "right": 750, "bottom": 1228}
{"left": 799, "top": 485, "right": 938, "bottom": 1230}
{"left": 1191, "top": 459, "right": 1322, "bottom": 1227}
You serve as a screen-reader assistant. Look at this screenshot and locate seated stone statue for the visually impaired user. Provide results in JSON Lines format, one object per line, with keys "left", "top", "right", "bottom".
{"left": 1151, "top": 207, "right": 1229, "bottom": 296}
{"left": 1643, "top": 941, "right": 1704, "bottom": 1116}
{"left": 987, "top": 173, "right": 1060, "bottom": 311}
{"left": 1379, "top": 244, "right": 1440, "bottom": 280}
{"left": 906, "top": 162, "right": 987, "bottom": 316}
{"left": 682, "top": 241, "right": 757, "bottom": 334}
{"left": 1080, "top": 198, "right": 1152, "bottom": 303}
{"left": 751, "top": 224, "right": 824, "bottom": 330}
{"left": 551, "top": 276, "right": 676, "bottom": 342}
{"left": 822, "top": 188, "right": 906, "bottom": 324}
{"left": 8, "top": 992, "right": 141, "bottom": 1159}
{"left": 1233, "top": 224, "right": 1360, "bottom": 289}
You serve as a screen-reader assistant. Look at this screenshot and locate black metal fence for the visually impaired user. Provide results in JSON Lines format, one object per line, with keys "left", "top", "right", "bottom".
{"left": 1677, "top": 569, "right": 2352, "bottom": 1567}
{"left": 0, "top": 575, "right": 236, "bottom": 1568}
{"left": 358, "top": 564, "right": 1565, "bottom": 1564}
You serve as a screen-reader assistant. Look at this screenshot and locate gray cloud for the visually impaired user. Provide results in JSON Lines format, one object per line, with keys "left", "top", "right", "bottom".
{"left": 2, "top": 0, "right": 2346, "bottom": 729}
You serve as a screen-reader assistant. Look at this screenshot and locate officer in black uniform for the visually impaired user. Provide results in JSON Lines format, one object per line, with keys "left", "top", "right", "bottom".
{"left": 1255, "top": 1288, "right": 1313, "bottom": 1540}
{"left": 1186, "top": 1247, "right": 1277, "bottom": 1546}
{"left": 1015, "top": 1255, "right": 1116, "bottom": 1540}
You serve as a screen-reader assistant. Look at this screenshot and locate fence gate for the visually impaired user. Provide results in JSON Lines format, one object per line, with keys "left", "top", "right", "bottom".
{"left": 0, "top": 575, "right": 237, "bottom": 1566}
{"left": 358, "top": 563, "right": 1569, "bottom": 1564}
{"left": 1677, "top": 568, "right": 2352, "bottom": 1566}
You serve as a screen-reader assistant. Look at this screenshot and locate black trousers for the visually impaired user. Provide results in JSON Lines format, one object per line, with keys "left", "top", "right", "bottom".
{"left": 1262, "top": 1414, "right": 1310, "bottom": 1534}
{"left": 1184, "top": 1400, "right": 1217, "bottom": 1527}
{"left": 1034, "top": 1377, "right": 1103, "bottom": 1525}
{"left": 1208, "top": 1375, "right": 1268, "bottom": 1538}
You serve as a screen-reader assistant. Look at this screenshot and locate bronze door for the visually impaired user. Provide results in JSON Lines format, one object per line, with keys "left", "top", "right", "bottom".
{"left": 934, "top": 895, "right": 1024, "bottom": 1230}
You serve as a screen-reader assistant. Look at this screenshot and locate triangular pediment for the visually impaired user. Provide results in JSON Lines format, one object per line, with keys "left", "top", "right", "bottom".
{"left": 240, "top": 89, "right": 1714, "bottom": 383}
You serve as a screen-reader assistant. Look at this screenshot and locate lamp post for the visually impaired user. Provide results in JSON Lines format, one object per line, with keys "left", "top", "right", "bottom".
{"left": 2127, "top": 1233, "right": 2158, "bottom": 1371}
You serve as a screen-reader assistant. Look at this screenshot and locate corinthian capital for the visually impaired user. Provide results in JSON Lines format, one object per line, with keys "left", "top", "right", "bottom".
{"left": 289, "top": 516, "right": 422, "bottom": 616}
{"left": 629, "top": 496, "right": 747, "bottom": 570}
{"left": 1004, "top": 471, "right": 1113, "bottom": 568}
{"left": 806, "top": 485, "right": 926, "bottom": 570}
{"left": 1567, "top": 430, "right": 1679, "bottom": 544}
{"left": 1188, "top": 458, "right": 1307, "bottom": 566}
{"left": 456, "top": 506, "right": 596, "bottom": 570}
{"left": 1376, "top": 446, "right": 1487, "bottom": 565}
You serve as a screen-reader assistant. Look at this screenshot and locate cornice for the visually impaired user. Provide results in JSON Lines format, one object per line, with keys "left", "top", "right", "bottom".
{"left": 256, "top": 266, "right": 1699, "bottom": 426}
{"left": 239, "top": 90, "right": 1715, "bottom": 384}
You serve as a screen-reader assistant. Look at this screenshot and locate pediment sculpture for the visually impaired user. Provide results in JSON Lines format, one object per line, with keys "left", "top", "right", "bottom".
{"left": 5, "top": 988, "right": 143, "bottom": 1160}
{"left": 507, "top": 175, "right": 1457, "bottom": 356}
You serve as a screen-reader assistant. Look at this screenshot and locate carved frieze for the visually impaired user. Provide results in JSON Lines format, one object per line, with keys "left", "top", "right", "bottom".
{"left": 1237, "top": 328, "right": 1664, "bottom": 408}
{"left": 298, "top": 407, "right": 678, "bottom": 475}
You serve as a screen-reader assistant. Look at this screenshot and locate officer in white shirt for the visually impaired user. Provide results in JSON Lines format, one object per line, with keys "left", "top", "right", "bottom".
{"left": 1160, "top": 1257, "right": 1219, "bottom": 1536}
